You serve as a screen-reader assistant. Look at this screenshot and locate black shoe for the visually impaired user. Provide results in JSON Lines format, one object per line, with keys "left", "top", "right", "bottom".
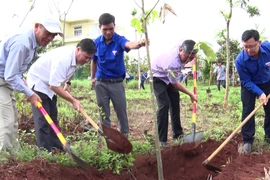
{"left": 173, "top": 132, "right": 184, "bottom": 140}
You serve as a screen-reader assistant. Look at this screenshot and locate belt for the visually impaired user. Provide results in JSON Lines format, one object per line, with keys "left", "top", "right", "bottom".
{"left": 96, "top": 78, "right": 123, "bottom": 83}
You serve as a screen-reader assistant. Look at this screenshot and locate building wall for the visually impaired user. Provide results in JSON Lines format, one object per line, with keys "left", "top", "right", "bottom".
{"left": 59, "top": 18, "right": 125, "bottom": 46}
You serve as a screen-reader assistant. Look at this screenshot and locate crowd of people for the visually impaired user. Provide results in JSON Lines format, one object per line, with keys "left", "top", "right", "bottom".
{"left": 0, "top": 10, "right": 268, "bottom": 155}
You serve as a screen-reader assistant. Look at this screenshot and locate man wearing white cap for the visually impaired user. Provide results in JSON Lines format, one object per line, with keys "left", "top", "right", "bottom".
{"left": 0, "top": 15, "right": 63, "bottom": 152}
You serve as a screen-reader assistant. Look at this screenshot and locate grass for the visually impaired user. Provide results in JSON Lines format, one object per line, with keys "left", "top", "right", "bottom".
{"left": 1, "top": 78, "right": 268, "bottom": 172}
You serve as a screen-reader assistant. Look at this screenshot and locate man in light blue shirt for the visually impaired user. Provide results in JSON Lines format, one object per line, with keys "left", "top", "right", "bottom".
{"left": 0, "top": 15, "right": 63, "bottom": 151}
{"left": 151, "top": 40, "right": 198, "bottom": 146}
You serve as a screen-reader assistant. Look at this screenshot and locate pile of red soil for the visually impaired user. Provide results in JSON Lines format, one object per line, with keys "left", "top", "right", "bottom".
{"left": 1, "top": 134, "right": 268, "bottom": 180}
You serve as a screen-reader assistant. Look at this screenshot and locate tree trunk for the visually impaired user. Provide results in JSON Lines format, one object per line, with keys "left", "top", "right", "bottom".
{"left": 141, "top": 0, "right": 164, "bottom": 179}
{"left": 223, "top": 0, "right": 232, "bottom": 108}
{"left": 232, "top": 55, "right": 235, "bottom": 86}
{"left": 135, "top": 30, "right": 141, "bottom": 89}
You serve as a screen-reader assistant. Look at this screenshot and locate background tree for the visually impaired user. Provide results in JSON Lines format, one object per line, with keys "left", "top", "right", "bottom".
{"left": 220, "top": 0, "right": 260, "bottom": 108}
{"left": 130, "top": 8, "right": 159, "bottom": 89}
{"left": 216, "top": 30, "right": 241, "bottom": 86}
{"left": 19, "top": 0, "right": 36, "bottom": 27}
{"left": 49, "top": 0, "right": 74, "bottom": 45}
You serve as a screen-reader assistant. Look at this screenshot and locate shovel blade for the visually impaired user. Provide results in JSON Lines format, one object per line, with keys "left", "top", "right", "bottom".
{"left": 101, "top": 124, "right": 133, "bottom": 154}
{"left": 64, "top": 145, "right": 101, "bottom": 176}
{"left": 183, "top": 131, "right": 204, "bottom": 143}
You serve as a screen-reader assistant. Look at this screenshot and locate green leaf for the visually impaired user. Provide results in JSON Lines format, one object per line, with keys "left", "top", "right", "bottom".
{"left": 131, "top": 18, "right": 142, "bottom": 34}
{"left": 195, "top": 41, "right": 216, "bottom": 63}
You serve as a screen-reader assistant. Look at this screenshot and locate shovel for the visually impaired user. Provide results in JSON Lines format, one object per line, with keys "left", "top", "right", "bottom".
{"left": 184, "top": 58, "right": 204, "bottom": 144}
{"left": 80, "top": 108, "right": 132, "bottom": 154}
{"left": 202, "top": 94, "right": 270, "bottom": 173}
{"left": 36, "top": 102, "right": 100, "bottom": 175}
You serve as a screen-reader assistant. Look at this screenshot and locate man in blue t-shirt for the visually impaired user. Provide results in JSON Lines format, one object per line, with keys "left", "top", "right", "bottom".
{"left": 235, "top": 29, "right": 270, "bottom": 154}
{"left": 91, "top": 13, "right": 147, "bottom": 137}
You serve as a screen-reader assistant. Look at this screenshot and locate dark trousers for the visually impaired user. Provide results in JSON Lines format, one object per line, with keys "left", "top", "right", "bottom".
{"left": 31, "top": 91, "right": 62, "bottom": 152}
{"left": 217, "top": 80, "right": 225, "bottom": 91}
{"left": 241, "top": 82, "right": 270, "bottom": 144}
{"left": 95, "top": 80, "right": 129, "bottom": 134}
{"left": 140, "top": 80, "right": 145, "bottom": 90}
{"left": 153, "top": 77, "right": 183, "bottom": 142}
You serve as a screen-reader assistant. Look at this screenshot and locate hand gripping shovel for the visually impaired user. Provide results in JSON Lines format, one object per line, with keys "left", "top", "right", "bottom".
{"left": 36, "top": 102, "right": 100, "bottom": 175}
{"left": 202, "top": 94, "right": 270, "bottom": 173}
{"left": 80, "top": 108, "right": 133, "bottom": 154}
{"left": 184, "top": 58, "right": 204, "bottom": 144}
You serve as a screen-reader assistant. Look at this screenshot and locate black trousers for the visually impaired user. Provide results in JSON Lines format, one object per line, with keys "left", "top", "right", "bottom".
{"left": 217, "top": 80, "right": 225, "bottom": 91}
{"left": 241, "top": 82, "right": 270, "bottom": 144}
{"left": 153, "top": 77, "right": 183, "bottom": 142}
{"left": 31, "top": 91, "right": 63, "bottom": 152}
{"left": 140, "top": 80, "right": 145, "bottom": 89}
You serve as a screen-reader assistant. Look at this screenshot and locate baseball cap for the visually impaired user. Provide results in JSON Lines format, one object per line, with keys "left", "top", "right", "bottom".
{"left": 34, "top": 15, "right": 64, "bottom": 37}
{"left": 181, "top": 40, "right": 198, "bottom": 53}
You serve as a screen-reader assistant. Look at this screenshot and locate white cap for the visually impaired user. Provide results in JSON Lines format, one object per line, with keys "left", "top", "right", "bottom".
{"left": 34, "top": 15, "right": 64, "bottom": 37}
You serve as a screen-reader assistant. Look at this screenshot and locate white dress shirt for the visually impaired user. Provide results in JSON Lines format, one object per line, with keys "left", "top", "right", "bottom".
{"left": 27, "top": 46, "right": 77, "bottom": 99}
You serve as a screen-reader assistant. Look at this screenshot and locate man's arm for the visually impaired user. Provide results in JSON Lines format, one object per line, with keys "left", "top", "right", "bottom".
{"left": 171, "top": 81, "right": 197, "bottom": 102}
{"left": 50, "top": 85, "right": 82, "bottom": 111}
{"left": 90, "top": 60, "right": 97, "bottom": 88}
{"left": 125, "top": 39, "right": 147, "bottom": 49}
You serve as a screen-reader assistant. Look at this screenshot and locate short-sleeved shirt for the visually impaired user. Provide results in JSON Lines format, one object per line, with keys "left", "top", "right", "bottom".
{"left": 93, "top": 33, "right": 130, "bottom": 79}
{"left": 27, "top": 46, "right": 77, "bottom": 99}
{"left": 0, "top": 28, "right": 39, "bottom": 97}
{"left": 214, "top": 65, "right": 226, "bottom": 80}
{"left": 151, "top": 41, "right": 184, "bottom": 84}
{"left": 235, "top": 41, "right": 270, "bottom": 96}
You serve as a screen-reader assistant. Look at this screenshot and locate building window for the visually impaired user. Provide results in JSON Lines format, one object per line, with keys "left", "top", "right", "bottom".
{"left": 74, "top": 27, "right": 82, "bottom": 36}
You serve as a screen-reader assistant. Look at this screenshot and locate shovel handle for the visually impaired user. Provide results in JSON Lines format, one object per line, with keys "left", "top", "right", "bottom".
{"left": 79, "top": 108, "right": 100, "bottom": 130}
{"left": 36, "top": 102, "right": 67, "bottom": 147}
{"left": 203, "top": 94, "right": 270, "bottom": 164}
{"left": 192, "top": 58, "right": 197, "bottom": 124}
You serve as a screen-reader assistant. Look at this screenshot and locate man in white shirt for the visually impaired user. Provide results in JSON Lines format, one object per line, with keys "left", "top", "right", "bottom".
{"left": 27, "top": 38, "right": 96, "bottom": 152}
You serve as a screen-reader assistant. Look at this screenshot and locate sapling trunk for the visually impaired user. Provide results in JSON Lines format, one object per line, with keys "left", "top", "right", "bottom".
{"left": 140, "top": 0, "right": 164, "bottom": 179}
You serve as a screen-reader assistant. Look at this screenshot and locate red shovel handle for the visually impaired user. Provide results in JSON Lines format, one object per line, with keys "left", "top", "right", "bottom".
{"left": 192, "top": 58, "right": 197, "bottom": 123}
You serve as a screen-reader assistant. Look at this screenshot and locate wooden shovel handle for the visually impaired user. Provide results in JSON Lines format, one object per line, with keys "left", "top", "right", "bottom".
{"left": 204, "top": 94, "right": 270, "bottom": 164}
{"left": 79, "top": 108, "right": 99, "bottom": 130}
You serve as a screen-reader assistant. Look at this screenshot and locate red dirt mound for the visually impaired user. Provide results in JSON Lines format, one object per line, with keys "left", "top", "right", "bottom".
{"left": 0, "top": 134, "right": 268, "bottom": 180}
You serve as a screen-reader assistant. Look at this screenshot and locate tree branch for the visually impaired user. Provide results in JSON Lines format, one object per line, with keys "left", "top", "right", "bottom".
{"left": 145, "top": 0, "right": 160, "bottom": 19}
{"left": 19, "top": 0, "right": 36, "bottom": 27}
{"left": 133, "top": 0, "right": 142, "bottom": 10}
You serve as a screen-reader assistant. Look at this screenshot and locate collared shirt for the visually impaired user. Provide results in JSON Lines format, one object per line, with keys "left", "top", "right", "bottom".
{"left": 214, "top": 65, "right": 226, "bottom": 80}
{"left": 235, "top": 41, "right": 270, "bottom": 96}
{"left": 27, "top": 46, "right": 77, "bottom": 99}
{"left": 151, "top": 41, "right": 184, "bottom": 84}
{"left": 0, "top": 28, "right": 39, "bottom": 97}
{"left": 93, "top": 33, "right": 130, "bottom": 79}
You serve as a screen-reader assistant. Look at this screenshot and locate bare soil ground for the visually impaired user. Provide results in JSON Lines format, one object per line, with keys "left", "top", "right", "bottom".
{"left": 0, "top": 90, "right": 269, "bottom": 179}
{"left": 0, "top": 133, "right": 268, "bottom": 180}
